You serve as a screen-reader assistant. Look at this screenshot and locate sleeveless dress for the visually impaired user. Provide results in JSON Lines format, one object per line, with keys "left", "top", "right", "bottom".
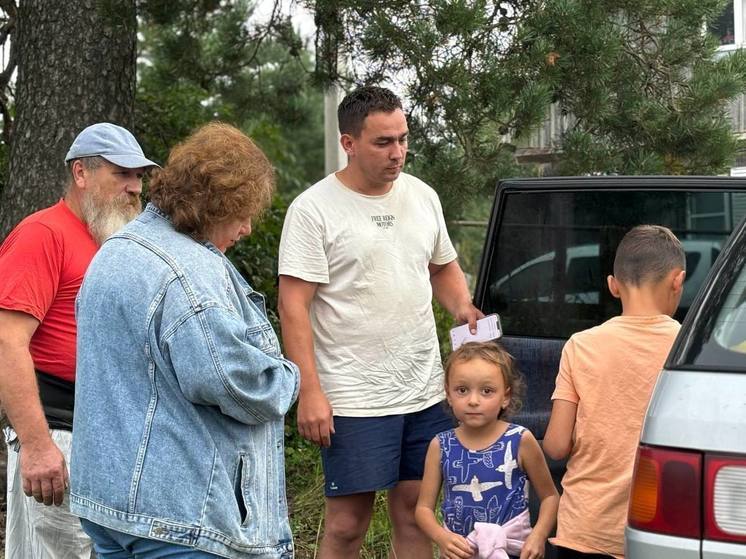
{"left": 439, "top": 424, "right": 529, "bottom": 537}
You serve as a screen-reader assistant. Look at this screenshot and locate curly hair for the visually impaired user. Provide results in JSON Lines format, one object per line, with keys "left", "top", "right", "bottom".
{"left": 444, "top": 341, "right": 524, "bottom": 420}
{"left": 148, "top": 122, "right": 274, "bottom": 238}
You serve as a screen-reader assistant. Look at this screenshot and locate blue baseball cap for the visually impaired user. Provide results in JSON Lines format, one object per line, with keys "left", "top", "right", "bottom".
{"left": 64, "top": 122, "right": 159, "bottom": 169}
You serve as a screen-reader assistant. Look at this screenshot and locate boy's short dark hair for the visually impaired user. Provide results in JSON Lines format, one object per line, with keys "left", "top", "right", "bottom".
{"left": 614, "top": 225, "right": 685, "bottom": 286}
{"left": 337, "top": 86, "right": 403, "bottom": 137}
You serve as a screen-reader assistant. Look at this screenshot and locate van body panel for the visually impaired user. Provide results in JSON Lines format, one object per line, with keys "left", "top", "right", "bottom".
{"left": 642, "top": 369, "right": 746, "bottom": 454}
{"left": 702, "top": 539, "right": 746, "bottom": 559}
{"left": 625, "top": 528, "right": 700, "bottom": 558}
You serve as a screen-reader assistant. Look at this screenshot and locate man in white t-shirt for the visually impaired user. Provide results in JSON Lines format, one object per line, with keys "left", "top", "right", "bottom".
{"left": 278, "top": 86, "right": 481, "bottom": 558}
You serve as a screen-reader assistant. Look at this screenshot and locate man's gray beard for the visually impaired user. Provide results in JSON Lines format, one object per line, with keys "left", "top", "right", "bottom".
{"left": 81, "top": 192, "right": 141, "bottom": 245}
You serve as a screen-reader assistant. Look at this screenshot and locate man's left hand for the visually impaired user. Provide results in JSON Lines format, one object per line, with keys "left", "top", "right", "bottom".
{"left": 20, "top": 436, "right": 68, "bottom": 507}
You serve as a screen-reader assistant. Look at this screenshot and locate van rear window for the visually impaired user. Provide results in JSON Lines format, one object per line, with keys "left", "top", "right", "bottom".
{"left": 480, "top": 189, "right": 741, "bottom": 339}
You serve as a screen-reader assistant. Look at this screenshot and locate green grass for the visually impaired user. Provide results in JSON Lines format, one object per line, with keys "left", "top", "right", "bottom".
{"left": 283, "top": 302, "right": 454, "bottom": 558}
{"left": 284, "top": 426, "right": 397, "bottom": 558}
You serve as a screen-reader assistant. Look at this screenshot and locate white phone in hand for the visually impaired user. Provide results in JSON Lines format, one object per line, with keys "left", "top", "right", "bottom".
{"left": 449, "top": 314, "right": 502, "bottom": 351}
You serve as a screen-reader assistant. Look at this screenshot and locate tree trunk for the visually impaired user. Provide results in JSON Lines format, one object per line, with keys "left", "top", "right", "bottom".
{"left": 0, "top": 0, "right": 137, "bottom": 240}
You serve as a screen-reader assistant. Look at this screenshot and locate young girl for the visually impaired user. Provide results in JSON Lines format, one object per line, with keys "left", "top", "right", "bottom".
{"left": 416, "top": 342, "right": 559, "bottom": 559}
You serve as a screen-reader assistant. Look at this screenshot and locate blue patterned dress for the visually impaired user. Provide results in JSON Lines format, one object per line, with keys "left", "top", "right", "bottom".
{"left": 439, "top": 424, "right": 529, "bottom": 536}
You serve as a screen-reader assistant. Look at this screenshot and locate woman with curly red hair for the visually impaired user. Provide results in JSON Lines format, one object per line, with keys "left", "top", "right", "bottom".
{"left": 70, "top": 122, "right": 299, "bottom": 559}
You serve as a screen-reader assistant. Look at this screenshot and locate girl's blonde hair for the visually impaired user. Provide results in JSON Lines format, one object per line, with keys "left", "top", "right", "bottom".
{"left": 444, "top": 341, "right": 524, "bottom": 419}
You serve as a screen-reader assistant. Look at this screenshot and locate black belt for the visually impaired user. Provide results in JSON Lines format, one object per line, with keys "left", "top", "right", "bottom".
{"left": 35, "top": 370, "right": 74, "bottom": 431}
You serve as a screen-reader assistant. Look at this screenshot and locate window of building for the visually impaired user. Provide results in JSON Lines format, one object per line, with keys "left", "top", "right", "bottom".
{"left": 711, "top": 1, "right": 745, "bottom": 48}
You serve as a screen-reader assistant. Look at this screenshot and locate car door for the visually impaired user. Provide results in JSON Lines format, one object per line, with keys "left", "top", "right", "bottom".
{"left": 471, "top": 176, "right": 746, "bottom": 558}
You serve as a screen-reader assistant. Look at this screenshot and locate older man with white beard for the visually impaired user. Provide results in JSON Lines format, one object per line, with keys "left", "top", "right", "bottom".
{"left": 0, "top": 122, "right": 158, "bottom": 559}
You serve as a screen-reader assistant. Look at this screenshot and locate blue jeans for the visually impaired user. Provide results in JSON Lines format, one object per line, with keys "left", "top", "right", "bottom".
{"left": 80, "top": 519, "right": 221, "bottom": 558}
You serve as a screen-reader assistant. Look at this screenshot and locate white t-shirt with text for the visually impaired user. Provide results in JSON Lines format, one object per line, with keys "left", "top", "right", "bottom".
{"left": 278, "top": 172, "right": 457, "bottom": 416}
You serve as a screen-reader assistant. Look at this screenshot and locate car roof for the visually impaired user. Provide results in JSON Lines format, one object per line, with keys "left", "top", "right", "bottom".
{"left": 497, "top": 176, "right": 746, "bottom": 192}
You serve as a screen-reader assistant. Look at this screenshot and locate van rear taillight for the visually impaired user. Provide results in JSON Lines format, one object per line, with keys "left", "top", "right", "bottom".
{"left": 705, "top": 455, "right": 746, "bottom": 543}
{"left": 628, "top": 445, "right": 702, "bottom": 538}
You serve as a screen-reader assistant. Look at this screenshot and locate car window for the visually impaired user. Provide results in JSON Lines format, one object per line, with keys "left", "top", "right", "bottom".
{"left": 685, "top": 252, "right": 702, "bottom": 278}
{"left": 498, "top": 258, "right": 553, "bottom": 300}
{"left": 566, "top": 256, "right": 600, "bottom": 296}
{"left": 715, "top": 271, "right": 746, "bottom": 354}
{"left": 481, "top": 189, "right": 739, "bottom": 339}
{"left": 678, "top": 241, "right": 746, "bottom": 370}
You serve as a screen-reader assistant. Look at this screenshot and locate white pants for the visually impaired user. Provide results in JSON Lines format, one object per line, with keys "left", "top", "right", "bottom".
{"left": 5, "top": 428, "right": 92, "bottom": 559}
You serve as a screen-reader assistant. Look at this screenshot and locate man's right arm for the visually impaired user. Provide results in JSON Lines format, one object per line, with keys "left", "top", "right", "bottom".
{"left": 0, "top": 309, "right": 67, "bottom": 506}
{"left": 277, "top": 275, "right": 334, "bottom": 447}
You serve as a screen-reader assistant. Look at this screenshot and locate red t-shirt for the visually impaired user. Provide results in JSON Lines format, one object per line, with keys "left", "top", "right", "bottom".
{"left": 0, "top": 200, "right": 97, "bottom": 382}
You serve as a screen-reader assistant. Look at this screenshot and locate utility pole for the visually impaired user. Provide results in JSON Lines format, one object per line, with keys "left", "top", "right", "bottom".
{"left": 324, "top": 83, "right": 346, "bottom": 175}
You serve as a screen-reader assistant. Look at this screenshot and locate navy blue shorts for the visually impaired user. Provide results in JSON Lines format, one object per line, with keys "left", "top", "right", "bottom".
{"left": 321, "top": 401, "right": 454, "bottom": 497}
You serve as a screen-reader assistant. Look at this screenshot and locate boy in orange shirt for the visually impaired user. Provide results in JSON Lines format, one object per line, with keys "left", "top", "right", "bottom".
{"left": 543, "top": 225, "right": 686, "bottom": 559}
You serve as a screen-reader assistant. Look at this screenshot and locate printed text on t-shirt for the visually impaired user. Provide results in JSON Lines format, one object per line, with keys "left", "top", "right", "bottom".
{"left": 371, "top": 214, "right": 396, "bottom": 228}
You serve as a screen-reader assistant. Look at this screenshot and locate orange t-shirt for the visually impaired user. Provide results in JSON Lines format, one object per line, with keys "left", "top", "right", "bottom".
{"left": 550, "top": 315, "right": 680, "bottom": 558}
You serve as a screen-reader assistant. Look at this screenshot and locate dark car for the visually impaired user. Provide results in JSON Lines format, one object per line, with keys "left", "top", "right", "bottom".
{"left": 472, "top": 176, "right": 746, "bottom": 558}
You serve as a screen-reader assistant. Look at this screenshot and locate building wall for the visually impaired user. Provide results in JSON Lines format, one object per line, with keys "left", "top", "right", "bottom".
{"left": 518, "top": 94, "right": 746, "bottom": 158}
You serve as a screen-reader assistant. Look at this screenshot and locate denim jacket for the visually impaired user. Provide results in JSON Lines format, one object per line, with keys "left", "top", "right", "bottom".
{"left": 70, "top": 204, "right": 299, "bottom": 559}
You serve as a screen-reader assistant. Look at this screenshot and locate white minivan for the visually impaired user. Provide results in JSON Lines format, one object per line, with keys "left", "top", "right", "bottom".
{"left": 626, "top": 215, "right": 746, "bottom": 558}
